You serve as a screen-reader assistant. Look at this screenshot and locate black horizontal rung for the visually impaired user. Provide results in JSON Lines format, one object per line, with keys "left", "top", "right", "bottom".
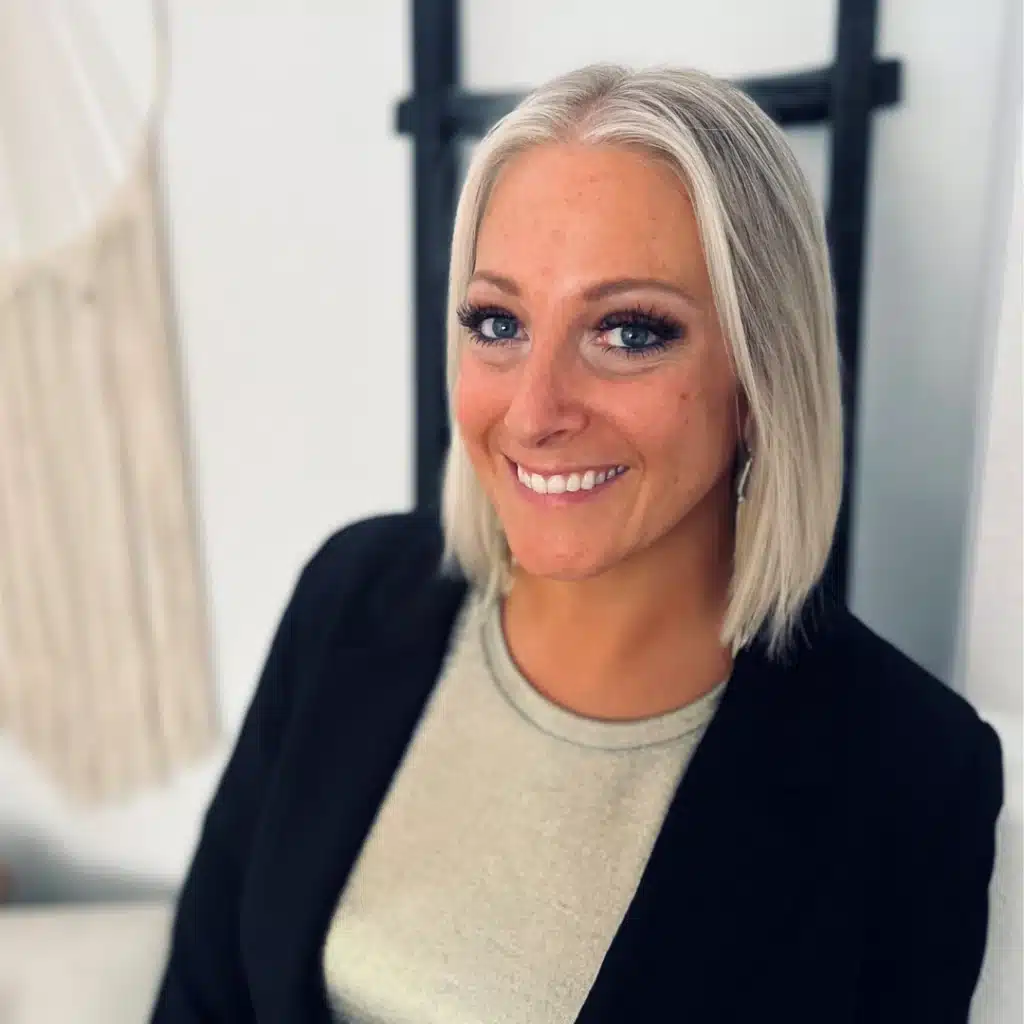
{"left": 746, "top": 59, "right": 900, "bottom": 126}
{"left": 396, "top": 59, "right": 901, "bottom": 138}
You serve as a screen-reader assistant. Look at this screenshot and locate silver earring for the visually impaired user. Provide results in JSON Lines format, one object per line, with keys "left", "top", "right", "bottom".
{"left": 736, "top": 446, "right": 753, "bottom": 504}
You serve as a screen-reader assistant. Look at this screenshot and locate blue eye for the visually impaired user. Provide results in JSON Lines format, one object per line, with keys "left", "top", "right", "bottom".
{"left": 608, "top": 324, "right": 658, "bottom": 349}
{"left": 599, "top": 308, "right": 685, "bottom": 357}
{"left": 480, "top": 315, "right": 518, "bottom": 340}
{"left": 456, "top": 303, "right": 521, "bottom": 345}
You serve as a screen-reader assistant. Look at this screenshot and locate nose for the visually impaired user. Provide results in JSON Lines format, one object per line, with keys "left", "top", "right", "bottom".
{"left": 502, "top": 342, "right": 587, "bottom": 448}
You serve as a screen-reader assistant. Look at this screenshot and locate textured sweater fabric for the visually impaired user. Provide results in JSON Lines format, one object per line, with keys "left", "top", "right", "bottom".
{"left": 323, "top": 593, "right": 726, "bottom": 1023}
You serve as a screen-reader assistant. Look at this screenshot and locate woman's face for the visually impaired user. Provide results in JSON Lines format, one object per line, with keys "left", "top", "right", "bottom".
{"left": 455, "top": 143, "right": 742, "bottom": 582}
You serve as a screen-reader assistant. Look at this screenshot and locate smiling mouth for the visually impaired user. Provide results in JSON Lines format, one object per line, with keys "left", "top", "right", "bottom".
{"left": 506, "top": 457, "right": 629, "bottom": 497}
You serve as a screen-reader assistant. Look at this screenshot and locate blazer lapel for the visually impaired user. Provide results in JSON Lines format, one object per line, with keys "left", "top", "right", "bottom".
{"left": 243, "top": 570, "right": 469, "bottom": 1022}
{"left": 576, "top": 624, "right": 843, "bottom": 1021}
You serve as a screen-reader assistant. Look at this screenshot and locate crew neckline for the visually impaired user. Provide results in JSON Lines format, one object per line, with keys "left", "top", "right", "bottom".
{"left": 477, "top": 597, "right": 729, "bottom": 751}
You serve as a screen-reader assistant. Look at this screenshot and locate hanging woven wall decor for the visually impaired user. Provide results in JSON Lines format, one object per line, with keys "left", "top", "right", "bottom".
{"left": 0, "top": 1, "right": 217, "bottom": 802}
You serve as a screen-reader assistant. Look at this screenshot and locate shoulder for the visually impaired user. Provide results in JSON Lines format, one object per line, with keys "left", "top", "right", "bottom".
{"left": 300, "top": 509, "right": 443, "bottom": 586}
{"left": 241, "top": 510, "right": 456, "bottom": 758}
{"left": 808, "top": 609, "right": 1003, "bottom": 827}
{"left": 294, "top": 510, "right": 444, "bottom": 603}
{"left": 287, "top": 509, "right": 460, "bottom": 646}
{"left": 811, "top": 615, "right": 1003, "bottom": 1013}
{"left": 826, "top": 611, "right": 994, "bottom": 755}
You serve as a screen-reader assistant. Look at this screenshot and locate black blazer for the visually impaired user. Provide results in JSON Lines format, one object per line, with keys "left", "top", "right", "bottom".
{"left": 152, "top": 512, "right": 1003, "bottom": 1023}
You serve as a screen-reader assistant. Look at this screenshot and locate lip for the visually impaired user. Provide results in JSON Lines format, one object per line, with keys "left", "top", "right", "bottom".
{"left": 503, "top": 455, "right": 628, "bottom": 506}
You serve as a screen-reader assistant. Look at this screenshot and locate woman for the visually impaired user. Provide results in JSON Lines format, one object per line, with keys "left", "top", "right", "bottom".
{"left": 153, "top": 65, "right": 1002, "bottom": 1023}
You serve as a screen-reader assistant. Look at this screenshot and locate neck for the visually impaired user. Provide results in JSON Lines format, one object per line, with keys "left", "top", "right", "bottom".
{"left": 502, "top": 483, "right": 736, "bottom": 720}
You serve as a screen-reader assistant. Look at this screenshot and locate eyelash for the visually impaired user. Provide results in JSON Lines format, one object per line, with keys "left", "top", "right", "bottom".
{"left": 455, "top": 302, "right": 685, "bottom": 358}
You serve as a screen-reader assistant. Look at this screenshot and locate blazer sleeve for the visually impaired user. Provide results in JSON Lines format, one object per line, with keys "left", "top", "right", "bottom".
{"left": 856, "top": 718, "right": 1004, "bottom": 1023}
{"left": 149, "top": 529, "right": 357, "bottom": 1022}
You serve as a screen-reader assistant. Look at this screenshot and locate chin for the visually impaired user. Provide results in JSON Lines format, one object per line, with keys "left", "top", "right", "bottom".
{"left": 506, "top": 537, "right": 610, "bottom": 582}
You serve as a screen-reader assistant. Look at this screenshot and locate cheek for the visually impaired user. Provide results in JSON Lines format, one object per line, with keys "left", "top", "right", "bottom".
{"left": 454, "top": 358, "right": 504, "bottom": 449}
{"left": 622, "top": 374, "right": 737, "bottom": 475}
{"left": 672, "top": 384, "right": 740, "bottom": 474}
{"left": 608, "top": 375, "right": 693, "bottom": 451}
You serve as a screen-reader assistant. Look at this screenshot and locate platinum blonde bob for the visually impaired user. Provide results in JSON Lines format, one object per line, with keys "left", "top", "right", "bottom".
{"left": 440, "top": 64, "right": 844, "bottom": 658}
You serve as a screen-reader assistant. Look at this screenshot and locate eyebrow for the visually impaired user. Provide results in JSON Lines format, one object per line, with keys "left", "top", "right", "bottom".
{"left": 468, "top": 271, "right": 699, "bottom": 305}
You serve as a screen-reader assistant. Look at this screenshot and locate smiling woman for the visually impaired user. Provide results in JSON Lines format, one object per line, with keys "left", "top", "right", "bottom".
{"left": 441, "top": 77, "right": 843, "bottom": 667}
{"left": 152, "top": 65, "right": 1003, "bottom": 1024}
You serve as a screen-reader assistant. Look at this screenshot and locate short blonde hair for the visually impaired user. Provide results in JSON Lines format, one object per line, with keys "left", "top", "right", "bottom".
{"left": 440, "top": 64, "right": 843, "bottom": 658}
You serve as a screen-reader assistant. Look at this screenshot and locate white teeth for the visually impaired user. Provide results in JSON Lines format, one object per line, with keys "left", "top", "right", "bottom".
{"left": 516, "top": 463, "right": 626, "bottom": 494}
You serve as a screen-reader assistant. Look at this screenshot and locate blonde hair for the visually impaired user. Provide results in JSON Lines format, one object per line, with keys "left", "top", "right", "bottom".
{"left": 440, "top": 64, "right": 843, "bottom": 658}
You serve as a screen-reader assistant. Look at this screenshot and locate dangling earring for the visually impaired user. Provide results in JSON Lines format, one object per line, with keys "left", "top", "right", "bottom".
{"left": 736, "top": 444, "right": 753, "bottom": 505}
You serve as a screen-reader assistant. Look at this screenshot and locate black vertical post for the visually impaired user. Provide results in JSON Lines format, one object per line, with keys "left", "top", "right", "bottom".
{"left": 410, "top": 0, "right": 459, "bottom": 511}
{"left": 826, "top": 0, "right": 879, "bottom": 602}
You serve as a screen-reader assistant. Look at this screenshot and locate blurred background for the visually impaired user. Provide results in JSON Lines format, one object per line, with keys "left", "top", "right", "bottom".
{"left": 0, "top": 1, "right": 1019, "bottom": 1021}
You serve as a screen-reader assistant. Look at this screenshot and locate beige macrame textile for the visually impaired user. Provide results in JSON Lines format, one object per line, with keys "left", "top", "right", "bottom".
{"left": 0, "top": 141, "right": 217, "bottom": 803}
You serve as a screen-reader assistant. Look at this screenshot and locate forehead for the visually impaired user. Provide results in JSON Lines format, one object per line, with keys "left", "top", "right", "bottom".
{"left": 474, "top": 143, "right": 710, "bottom": 299}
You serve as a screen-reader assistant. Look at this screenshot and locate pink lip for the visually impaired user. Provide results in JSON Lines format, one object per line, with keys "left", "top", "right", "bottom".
{"left": 504, "top": 456, "right": 627, "bottom": 506}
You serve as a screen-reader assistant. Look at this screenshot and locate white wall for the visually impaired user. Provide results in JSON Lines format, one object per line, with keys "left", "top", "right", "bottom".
{"left": 0, "top": 1, "right": 1017, "bottom": 949}
{"left": 854, "top": 0, "right": 1021, "bottom": 684}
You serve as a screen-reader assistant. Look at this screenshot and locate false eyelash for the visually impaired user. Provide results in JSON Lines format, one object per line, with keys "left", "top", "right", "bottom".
{"left": 456, "top": 301, "right": 524, "bottom": 347}
{"left": 596, "top": 305, "right": 686, "bottom": 359}
{"left": 456, "top": 302, "right": 515, "bottom": 331}
{"left": 598, "top": 305, "right": 685, "bottom": 342}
